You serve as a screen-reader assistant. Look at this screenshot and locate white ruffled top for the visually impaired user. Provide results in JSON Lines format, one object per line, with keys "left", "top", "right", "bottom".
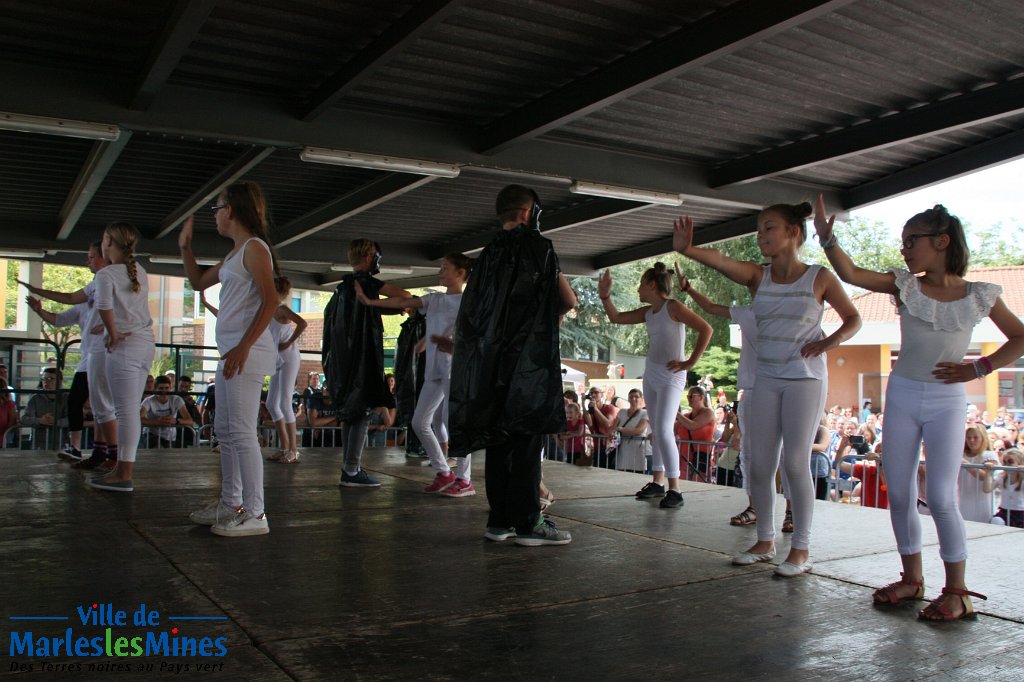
{"left": 889, "top": 268, "right": 1002, "bottom": 382}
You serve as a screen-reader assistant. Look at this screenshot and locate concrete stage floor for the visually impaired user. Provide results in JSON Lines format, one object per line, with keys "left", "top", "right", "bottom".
{"left": 2, "top": 446, "right": 1022, "bottom": 681}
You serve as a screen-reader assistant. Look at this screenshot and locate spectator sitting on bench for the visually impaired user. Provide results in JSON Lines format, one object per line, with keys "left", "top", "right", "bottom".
{"left": 140, "top": 375, "right": 193, "bottom": 449}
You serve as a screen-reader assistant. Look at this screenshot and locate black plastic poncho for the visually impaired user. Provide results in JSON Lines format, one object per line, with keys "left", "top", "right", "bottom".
{"left": 393, "top": 311, "right": 426, "bottom": 427}
{"left": 448, "top": 224, "right": 566, "bottom": 453}
{"left": 322, "top": 272, "right": 390, "bottom": 422}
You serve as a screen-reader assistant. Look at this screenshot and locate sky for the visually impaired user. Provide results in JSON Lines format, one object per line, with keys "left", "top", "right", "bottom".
{"left": 848, "top": 157, "right": 1024, "bottom": 238}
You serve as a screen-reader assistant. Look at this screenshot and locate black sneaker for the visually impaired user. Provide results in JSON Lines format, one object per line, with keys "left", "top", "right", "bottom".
{"left": 635, "top": 482, "right": 666, "bottom": 499}
{"left": 57, "top": 446, "right": 83, "bottom": 462}
{"left": 659, "top": 490, "right": 684, "bottom": 508}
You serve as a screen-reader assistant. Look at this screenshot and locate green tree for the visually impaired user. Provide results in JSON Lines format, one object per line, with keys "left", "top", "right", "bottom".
{"left": 691, "top": 345, "right": 741, "bottom": 400}
{"left": 804, "top": 216, "right": 904, "bottom": 289}
{"left": 970, "top": 223, "right": 1024, "bottom": 267}
{"left": 26, "top": 263, "right": 95, "bottom": 348}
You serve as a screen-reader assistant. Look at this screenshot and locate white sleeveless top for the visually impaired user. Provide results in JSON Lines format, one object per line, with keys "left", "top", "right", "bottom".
{"left": 753, "top": 264, "right": 825, "bottom": 380}
{"left": 730, "top": 305, "right": 758, "bottom": 390}
{"left": 645, "top": 302, "right": 686, "bottom": 374}
{"left": 216, "top": 238, "right": 276, "bottom": 370}
{"left": 269, "top": 318, "right": 299, "bottom": 368}
{"left": 890, "top": 269, "right": 1001, "bottom": 383}
{"left": 419, "top": 292, "right": 462, "bottom": 381}
{"left": 94, "top": 262, "right": 154, "bottom": 338}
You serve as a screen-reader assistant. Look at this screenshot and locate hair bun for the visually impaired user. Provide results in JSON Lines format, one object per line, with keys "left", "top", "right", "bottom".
{"left": 653, "top": 262, "right": 666, "bottom": 273}
{"left": 797, "top": 202, "right": 813, "bottom": 219}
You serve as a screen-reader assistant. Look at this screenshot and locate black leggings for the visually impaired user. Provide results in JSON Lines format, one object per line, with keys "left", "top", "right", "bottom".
{"left": 67, "top": 371, "right": 89, "bottom": 432}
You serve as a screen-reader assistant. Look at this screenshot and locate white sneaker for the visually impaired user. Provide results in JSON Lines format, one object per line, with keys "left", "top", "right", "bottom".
{"left": 211, "top": 508, "right": 269, "bottom": 537}
{"left": 189, "top": 499, "right": 235, "bottom": 526}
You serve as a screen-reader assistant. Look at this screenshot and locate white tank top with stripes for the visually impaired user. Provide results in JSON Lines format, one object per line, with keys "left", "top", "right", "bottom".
{"left": 753, "top": 264, "right": 826, "bottom": 380}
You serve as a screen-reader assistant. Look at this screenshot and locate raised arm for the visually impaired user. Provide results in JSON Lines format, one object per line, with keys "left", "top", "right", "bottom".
{"left": 25, "top": 296, "right": 60, "bottom": 326}
{"left": 675, "top": 264, "right": 731, "bottom": 319}
{"left": 813, "top": 194, "right": 897, "bottom": 294}
{"left": 673, "top": 216, "right": 761, "bottom": 289}
{"left": 18, "top": 281, "right": 87, "bottom": 305}
{"left": 354, "top": 280, "right": 422, "bottom": 311}
{"left": 178, "top": 216, "right": 223, "bottom": 292}
{"left": 598, "top": 270, "right": 649, "bottom": 325}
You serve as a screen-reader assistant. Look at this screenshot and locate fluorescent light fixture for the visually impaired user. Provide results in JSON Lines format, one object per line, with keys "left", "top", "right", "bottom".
{"left": 300, "top": 147, "right": 460, "bottom": 178}
{"left": 149, "top": 256, "right": 220, "bottom": 267}
{"left": 0, "top": 249, "right": 46, "bottom": 259}
{"left": 0, "top": 111, "right": 121, "bottom": 142}
{"left": 329, "top": 264, "right": 414, "bottom": 275}
{"left": 570, "top": 180, "right": 682, "bottom": 206}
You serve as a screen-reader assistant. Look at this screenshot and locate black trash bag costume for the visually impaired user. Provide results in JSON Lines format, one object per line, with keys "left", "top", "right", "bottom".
{"left": 394, "top": 311, "right": 426, "bottom": 427}
{"left": 448, "top": 223, "right": 566, "bottom": 455}
{"left": 322, "top": 272, "right": 390, "bottom": 422}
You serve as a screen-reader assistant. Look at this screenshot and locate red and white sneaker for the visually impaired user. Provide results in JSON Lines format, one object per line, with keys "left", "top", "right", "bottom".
{"left": 423, "top": 471, "right": 457, "bottom": 493}
{"left": 440, "top": 478, "right": 476, "bottom": 497}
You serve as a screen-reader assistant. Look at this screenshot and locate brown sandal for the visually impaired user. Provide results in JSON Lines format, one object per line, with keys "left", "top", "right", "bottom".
{"left": 781, "top": 509, "right": 794, "bottom": 533}
{"left": 730, "top": 506, "right": 756, "bottom": 526}
{"left": 872, "top": 572, "right": 925, "bottom": 605}
{"left": 918, "top": 586, "right": 987, "bottom": 621}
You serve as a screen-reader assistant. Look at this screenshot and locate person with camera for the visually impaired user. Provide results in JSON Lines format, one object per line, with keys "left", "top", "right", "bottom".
{"left": 584, "top": 386, "right": 618, "bottom": 469}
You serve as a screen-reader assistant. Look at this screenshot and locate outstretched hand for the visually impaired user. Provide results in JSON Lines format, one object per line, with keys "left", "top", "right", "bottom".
{"left": 17, "top": 279, "right": 40, "bottom": 295}
{"left": 179, "top": 216, "right": 194, "bottom": 251}
{"left": 672, "top": 216, "right": 694, "bottom": 255}
{"left": 813, "top": 193, "right": 835, "bottom": 244}
{"left": 598, "top": 270, "right": 612, "bottom": 299}
{"left": 26, "top": 295, "right": 42, "bottom": 313}
{"left": 674, "top": 263, "right": 690, "bottom": 292}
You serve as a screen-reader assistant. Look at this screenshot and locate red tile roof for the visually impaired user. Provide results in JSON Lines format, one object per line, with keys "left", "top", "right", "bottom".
{"left": 823, "top": 266, "right": 1024, "bottom": 323}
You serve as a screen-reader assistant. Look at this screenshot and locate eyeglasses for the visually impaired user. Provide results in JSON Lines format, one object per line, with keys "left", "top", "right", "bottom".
{"left": 900, "top": 232, "right": 940, "bottom": 250}
{"left": 41, "top": 376, "right": 56, "bottom": 382}
{"left": 210, "top": 203, "right": 228, "bottom": 213}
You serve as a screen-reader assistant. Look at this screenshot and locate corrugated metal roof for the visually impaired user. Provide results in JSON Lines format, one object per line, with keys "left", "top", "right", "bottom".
{"left": 0, "top": 0, "right": 1021, "bottom": 289}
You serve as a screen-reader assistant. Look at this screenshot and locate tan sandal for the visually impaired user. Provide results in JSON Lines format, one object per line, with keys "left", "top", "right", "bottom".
{"left": 872, "top": 572, "right": 925, "bottom": 605}
{"left": 267, "top": 450, "right": 286, "bottom": 462}
{"left": 781, "top": 509, "right": 794, "bottom": 533}
{"left": 730, "top": 506, "right": 756, "bottom": 526}
{"left": 539, "top": 491, "right": 555, "bottom": 509}
{"left": 280, "top": 450, "right": 300, "bottom": 464}
{"left": 918, "top": 587, "right": 986, "bottom": 621}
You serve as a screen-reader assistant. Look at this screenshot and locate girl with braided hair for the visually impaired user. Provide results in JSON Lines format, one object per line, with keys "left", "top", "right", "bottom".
{"left": 88, "top": 222, "right": 155, "bottom": 493}
{"left": 181, "top": 181, "right": 279, "bottom": 537}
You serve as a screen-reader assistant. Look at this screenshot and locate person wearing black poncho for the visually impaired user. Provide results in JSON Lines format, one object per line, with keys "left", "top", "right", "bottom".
{"left": 448, "top": 184, "right": 578, "bottom": 546}
{"left": 322, "top": 239, "right": 410, "bottom": 488}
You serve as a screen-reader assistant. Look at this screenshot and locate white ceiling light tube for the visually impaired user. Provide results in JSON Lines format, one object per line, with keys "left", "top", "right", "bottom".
{"left": 148, "top": 256, "right": 220, "bottom": 267}
{"left": 570, "top": 180, "right": 683, "bottom": 206}
{"left": 300, "top": 147, "right": 461, "bottom": 178}
{"left": 0, "top": 249, "right": 47, "bottom": 259}
{"left": 0, "top": 111, "right": 121, "bottom": 142}
{"left": 329, "top": 264, "right": 415, "bottom": 275}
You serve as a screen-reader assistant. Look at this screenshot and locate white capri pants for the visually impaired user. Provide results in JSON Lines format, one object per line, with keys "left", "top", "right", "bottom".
{"left": 643, "top": 369, "right": 687, "bottom": 480}
{"left": 413, "top": 378, "right": 468, "bottom": 480}
{"left": 746, "top": 375, "right": 826, "bottom": 550}
{"left": 215, "top": 355, "right": 272, "bottom": 517}
{"left": 266, "top": 349, "right": 300, "bottom": 424}
{"left": 881, "top": 374, "right": 968, "bottom": 563}
{"left": 105, "top": 333, "right": 154, "bottom": 463}
{"left": 86, "top": 348, "right": 115, "bottom": 425}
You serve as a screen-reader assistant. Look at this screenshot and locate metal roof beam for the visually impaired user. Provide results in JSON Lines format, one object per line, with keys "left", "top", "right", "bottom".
{"left": 299, "top": 0, "right": 464, "bottom": 122}
{"left": 130, "top": 0, "right": 217, "bottom": 110}
{"left": 842, "top": 129, "right": 1024, "bottom": 210}
{"left": 57, "top": 133, "right": 133, "bottom": 239}
{"left": 592, "top": 213, "right": 758, "bottom": 269}
{"left": 429, "top": 198, "right": 654, "bottom": 259}
{"left": 274, "top": 173, "right": 437, "bottom": 248}
{"left": 713, "top": 79, "right": 1024, "bottom": 188}
{"left": 477, "top": 0, "right": 854, "bottom": 154}
{"left": 153, "top": 146, "right": 276, "bottom": 239}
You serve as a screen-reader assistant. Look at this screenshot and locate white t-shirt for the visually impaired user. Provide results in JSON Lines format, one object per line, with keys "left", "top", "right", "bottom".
{"left": 998, "top": 474, "right": 1024, "bottom": 511}
{"left": 55, "top": 282, "right": 100, "bottom": 372}
{"left": 614, "top": 408, "right": 651, "bottom": 472}
{"left": 141, "top": 394, "right": 185, "bottom": 441}
{"left": 93, "top": 263, "right": 154, "bottom": 337}
{"left": 958, "top": 450, "right": 999, "bottom": 523}
{"left": 419, "top": 292, "right": 462, "bottom": 381}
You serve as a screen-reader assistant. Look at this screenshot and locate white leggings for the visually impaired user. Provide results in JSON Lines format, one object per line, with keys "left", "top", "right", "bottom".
{"left": 413, "top": 378, "right": 469, "bottom": 479}
{"left": 86, "top": 349, "right": 115, "bottom": 424}
{"left": 215, "top": 362, "right": 270, "bottom": 516}
{"left": 737, "top": 402, "right": 786, "bottom": 497}
{"left": 881, "top": 375, "right": 968, "bottom": 562}
{"left": 643, "top": 370, "right": 687, "bottom": 480}
{"left": 105, "top": 334, "right": 154, "bottom": 463}
{"left": 266, "top": 351, "right": 300, "bottom": 424}
{"left": 747, "top": 375, "right": 826, "bottom": 550}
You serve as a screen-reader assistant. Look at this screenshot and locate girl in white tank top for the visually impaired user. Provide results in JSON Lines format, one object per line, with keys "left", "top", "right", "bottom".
{"left": 598, "top": 262, "right": 712, "bottom": 508}
{"left": 674, "top": 205, "right": 861, "bottom": 577}
{"left": 815, "top": 196, "right": 1024, "bottom": 621}
{"left": 179, "top": 182, "right": 280, "bottom": 538}
{"left": 265, "top": 276, "right": 308, "bottom": 464}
